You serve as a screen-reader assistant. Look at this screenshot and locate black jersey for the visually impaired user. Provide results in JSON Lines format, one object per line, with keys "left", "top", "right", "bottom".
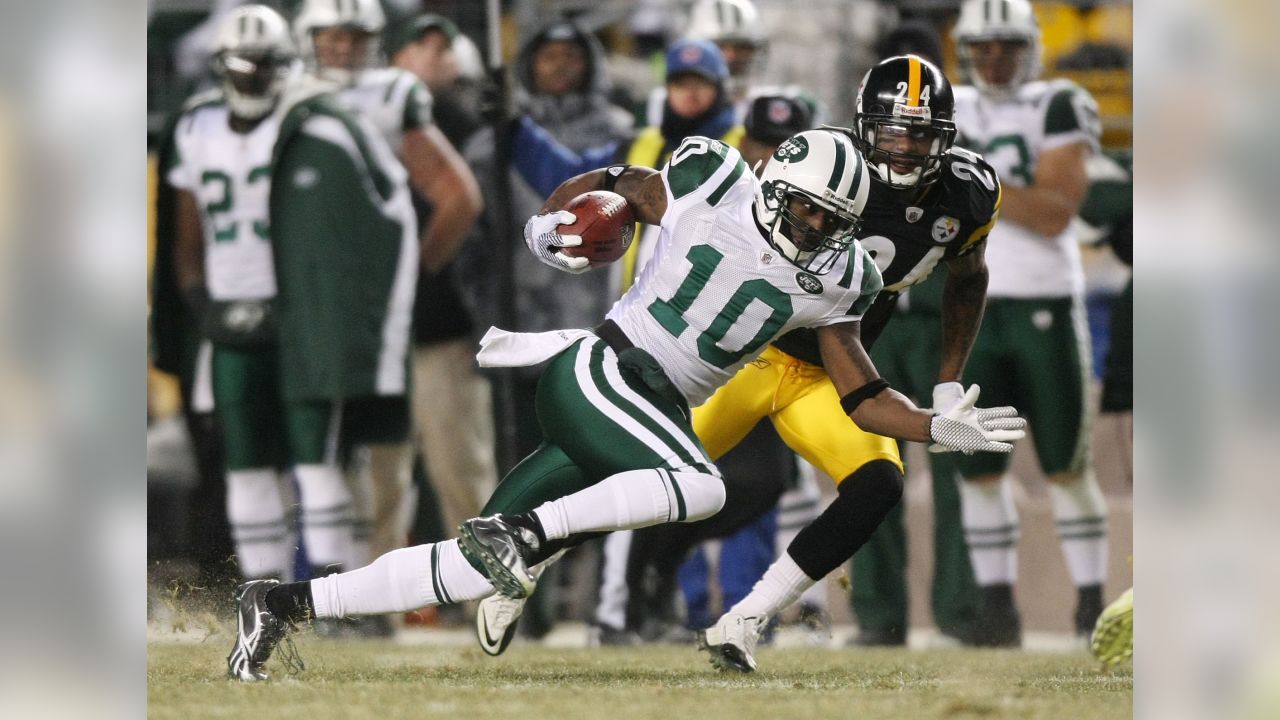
{"left": 772, "top": 147, "right": 1001, "bottom": 365}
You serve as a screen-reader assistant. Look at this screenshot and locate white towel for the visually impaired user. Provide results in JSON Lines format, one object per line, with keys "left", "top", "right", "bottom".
{"left": 475, "top": 327, "right": 595, "bottom": 368}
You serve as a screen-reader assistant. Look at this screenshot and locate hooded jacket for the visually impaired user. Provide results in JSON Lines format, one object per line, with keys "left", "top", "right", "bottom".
{"left": 459, "top": 22, "right": 634, "bottom": 370}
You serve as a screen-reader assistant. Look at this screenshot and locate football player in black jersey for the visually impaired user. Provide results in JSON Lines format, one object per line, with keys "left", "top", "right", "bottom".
{"left": 690, "top": 54, "right": 1004, "bottom": 671}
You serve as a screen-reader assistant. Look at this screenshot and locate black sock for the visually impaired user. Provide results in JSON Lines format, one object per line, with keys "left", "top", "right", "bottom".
{"left": 504, "top": 512, "right": 547, "bottom": 546}
{"left": 266, "top": 582, "right": 316, "bottom": 624}
{"left": 1075, "top": 584, "right": 1104, "bottom": 633}
{"left": 981, "top": 583, "right": 1016, "bottom": 611}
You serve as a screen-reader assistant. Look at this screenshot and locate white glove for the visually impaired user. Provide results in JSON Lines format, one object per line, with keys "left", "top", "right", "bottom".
{"left": 523, "top": 210, "right": 589, "bottom": 274}
{"left": 928, "top": 384, "right": 1027, "bottom": 455}
{"left": 931, "top": 381, "right": 966, "bottom": 414}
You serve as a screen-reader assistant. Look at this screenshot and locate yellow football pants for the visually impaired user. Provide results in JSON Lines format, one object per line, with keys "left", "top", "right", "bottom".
{"left": 692, "top": 345, "right": 903, "bottom": 486}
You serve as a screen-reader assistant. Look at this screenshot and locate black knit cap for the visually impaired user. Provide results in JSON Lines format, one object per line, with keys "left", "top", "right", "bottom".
{"left": 743, "top": 94, "right": 813, "bottom": 145}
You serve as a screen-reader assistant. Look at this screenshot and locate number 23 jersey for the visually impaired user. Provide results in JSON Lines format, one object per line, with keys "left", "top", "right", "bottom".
{"left": 607, "top": 136, "right": 883, "bottom": 408}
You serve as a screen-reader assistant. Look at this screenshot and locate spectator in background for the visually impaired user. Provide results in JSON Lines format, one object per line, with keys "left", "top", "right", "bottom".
{"left": 459, "top": 18, "right": 634, "bottom": 639}
{"left": 846, "top": 19, "right": 983, "bottom": 647}
{"left": 386, "top": 15, "right": 501, "bottom": 593}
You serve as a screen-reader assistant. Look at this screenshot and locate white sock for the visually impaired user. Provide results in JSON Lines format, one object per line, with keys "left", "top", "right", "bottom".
{"left": 532, "top": 469, "right": 725, "bottom": 540}
{"left": 226, "top": 468, "right": 289, "bottom": 579}
{"left": 727, "top": 551, "right": 815, "bottom": 621}
{"left": 295, "top": 463, "right": 355, "bottom": 570}
{"left": 309, "top": 539, "right": 493, "bottom": 618}
{"left": 959, "top": 476, "right": 1020, "bottom": 586}
{"left": 594, "top": 531, "right": 633, "bottom": 631}
{"left": 1050, "top": 472, "right": 1109, "bottom": 587}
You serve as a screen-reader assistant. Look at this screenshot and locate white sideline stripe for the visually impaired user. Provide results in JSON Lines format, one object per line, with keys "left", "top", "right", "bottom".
{"left": 573, "top": 340, "right": 683, "bottom": 463}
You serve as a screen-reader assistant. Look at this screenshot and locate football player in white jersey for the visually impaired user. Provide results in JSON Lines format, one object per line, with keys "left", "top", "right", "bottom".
{"left": 168, "top": 6, "right": 357, "bottom": 586}
{"left": 292, "top": 0, "right": 482, "bottom": 583}
{"left": 950, "top": 0, "right": 1109, "bottom": 645}
{"left": 225, "top": 129, "right": 1026, "bottom": 681}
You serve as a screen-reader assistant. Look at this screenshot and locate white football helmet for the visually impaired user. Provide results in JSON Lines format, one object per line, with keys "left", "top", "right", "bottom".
{"left": 686, "top": 0, "right": 765, "bottom": 47}
{"left": 753, "top": 130, "right": 870, "bottom": 275}
{"left": 211, "top": 5, "right": 296, "bottom": 120}
{"left": 293, "top": 0, "right": 386, "bottom": 85}
{"left": 685, "top": 0, "right": 766, "bottom": 90}
{"left": 953, "top": 0, "right": 1042, "bottom": 97}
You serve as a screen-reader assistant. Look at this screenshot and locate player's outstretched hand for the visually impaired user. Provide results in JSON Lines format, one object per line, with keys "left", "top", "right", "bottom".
{"left": 523, "top": 211, "right": 589, "bottom": 274}
{"left": 928, "top": 384, "right": 1026, "bottom": 454}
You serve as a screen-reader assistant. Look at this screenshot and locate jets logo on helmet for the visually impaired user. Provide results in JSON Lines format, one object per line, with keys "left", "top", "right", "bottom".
{"left": 953, "top": 0, "right": 1042, "bottom": 98}
{"left": 753, "top": 130, "right": 870, "bottom": 276}
{"left": 773, "top": 136, "right": 809, "bottom": 162}
{"left": 211, "top": 5, "right": 297, "bottom": 120}
{"left": 848, "top": 54, "right": 957, "bottom": 190}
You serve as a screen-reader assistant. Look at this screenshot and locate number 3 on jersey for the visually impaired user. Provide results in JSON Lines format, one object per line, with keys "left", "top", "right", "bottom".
{"left": 648, "top": 245, "right": 794, "bottom": 369}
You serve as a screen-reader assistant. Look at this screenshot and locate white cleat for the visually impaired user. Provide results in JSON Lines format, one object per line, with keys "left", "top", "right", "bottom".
{"left": 697, "top": 612, "right": 765, "bottom": 673}
{"left": 476, "top": 593, "right": 526, "bottom": 656}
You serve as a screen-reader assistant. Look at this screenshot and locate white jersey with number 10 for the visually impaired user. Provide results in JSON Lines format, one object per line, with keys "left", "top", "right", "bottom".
{"left": 608, "top": 136, "right": 882, "bottom": 407}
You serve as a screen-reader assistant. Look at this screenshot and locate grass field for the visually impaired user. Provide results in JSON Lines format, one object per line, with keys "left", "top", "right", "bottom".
{"left": 148, "top": 628, "right": 1132, "bottom": 720}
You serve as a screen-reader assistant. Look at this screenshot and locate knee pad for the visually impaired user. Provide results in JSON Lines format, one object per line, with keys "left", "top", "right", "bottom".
{"left": 787, "top": 460, "right": 904, "bottom": 579}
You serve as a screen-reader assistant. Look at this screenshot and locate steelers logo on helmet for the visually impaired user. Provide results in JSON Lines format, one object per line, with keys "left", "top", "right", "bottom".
{"left": 851, "top": 54, "right": 957, "bottom": 190}
{"left": 753, "top": 130, "right": 870, "bottom": 276}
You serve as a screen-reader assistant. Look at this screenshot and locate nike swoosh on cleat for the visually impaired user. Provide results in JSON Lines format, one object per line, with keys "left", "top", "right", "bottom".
{"left": 480, "top": 619, "right": 502, "bottom": 649}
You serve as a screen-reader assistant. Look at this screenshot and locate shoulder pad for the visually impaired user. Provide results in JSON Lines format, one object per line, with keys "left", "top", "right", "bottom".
{"left": 940, "top": 148, "right": 1001, "bottom": 228}
{"left": 665, "top": 136, "right": 747, "bottom": 201}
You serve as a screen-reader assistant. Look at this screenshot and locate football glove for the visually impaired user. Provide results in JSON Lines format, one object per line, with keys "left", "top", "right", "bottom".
{"left": 1091, "top": 587, "right": 1133, "bottom": 668}
{"left": 931, "top": 381, "right": 966, "bottom": 414}
{"left": 928, "top": 384, "right": 1026, "bottom": 455}
{"left": 523, "top": 210, "right": 589, "bottom": 274}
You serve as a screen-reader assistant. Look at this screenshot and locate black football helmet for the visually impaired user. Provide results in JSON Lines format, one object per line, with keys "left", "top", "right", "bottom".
{"left": 852, "top": 54, "right": 957, "bottom": 190}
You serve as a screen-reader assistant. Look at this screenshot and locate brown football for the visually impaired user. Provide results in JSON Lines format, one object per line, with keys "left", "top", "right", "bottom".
{"left": 556, "top": 191, "right": 636, "bottom": 268}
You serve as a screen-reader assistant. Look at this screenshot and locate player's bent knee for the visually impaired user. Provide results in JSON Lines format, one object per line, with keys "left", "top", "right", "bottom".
{"left": 670, "top": 471, "right": 726, "bottom": 522}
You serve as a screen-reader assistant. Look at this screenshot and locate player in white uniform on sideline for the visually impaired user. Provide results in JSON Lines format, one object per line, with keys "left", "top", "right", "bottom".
{"left": 168, "top": 6, "right": 358, "bottom": 586}
{"left": 950, "top": 0, "right": 1109, "bottom": 645}
{"left": 291, "top": 0, "right": 482, "bottom": 586}
{"left": 225, "top": 129, "right": 1025, "bottom": 681}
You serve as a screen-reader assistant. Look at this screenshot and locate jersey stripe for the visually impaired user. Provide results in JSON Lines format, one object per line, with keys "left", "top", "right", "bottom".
{"left": 908, "top": 55, "right": 921, "bottom": 107}
{"left": 962, "top": 183, "right": 1002, "bottom": 248}
{"left": 598, "top": 347, "right": 719, "bottom": 476}
{"left": 706, "top": 158, "right": 746, "bottom": 206}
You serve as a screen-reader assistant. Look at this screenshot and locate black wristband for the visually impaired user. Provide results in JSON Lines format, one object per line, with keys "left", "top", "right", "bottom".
{"left": 840, "top": 378, "right": 890, "bottom": 416}
{"left": 603, "top": 164, "right": 630, "bottom": 192}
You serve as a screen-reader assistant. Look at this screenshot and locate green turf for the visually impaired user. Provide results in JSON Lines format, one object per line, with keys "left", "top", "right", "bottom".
{"left": 148, "top": 634, "right": 1131, "bottom": 720}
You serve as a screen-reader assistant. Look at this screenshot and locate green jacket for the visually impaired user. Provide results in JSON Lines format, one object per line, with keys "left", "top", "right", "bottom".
{"left": 270, "top": 91, "right": 419, "bottom": 402}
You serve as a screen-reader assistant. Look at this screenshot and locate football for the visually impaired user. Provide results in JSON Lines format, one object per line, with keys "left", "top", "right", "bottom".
{"left": 557, "top": 191, "right": 636, "bottom": 268}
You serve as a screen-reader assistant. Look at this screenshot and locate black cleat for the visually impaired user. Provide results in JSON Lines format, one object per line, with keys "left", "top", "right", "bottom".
{"left": 226, "top": 579, "right": 304, "bottom": 682}
{"left": 458, "top": 515, "right": 540, "bottom": 599}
